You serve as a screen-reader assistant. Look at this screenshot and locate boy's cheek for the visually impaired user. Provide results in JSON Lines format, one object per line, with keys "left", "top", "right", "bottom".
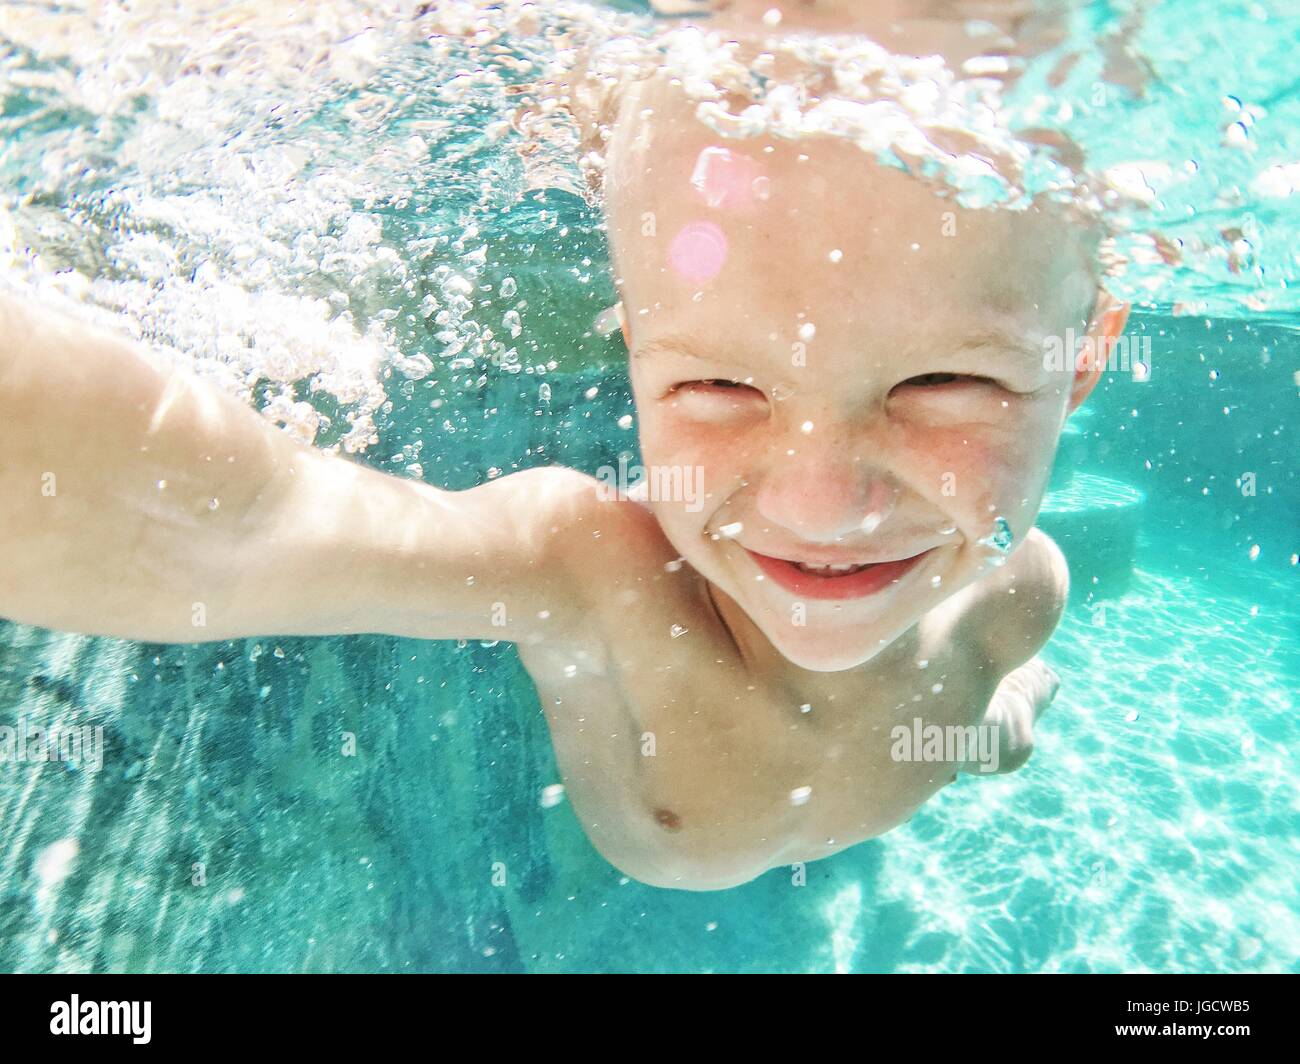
{"left": 896, "top": 425, "right": 1046, "bottom": 519}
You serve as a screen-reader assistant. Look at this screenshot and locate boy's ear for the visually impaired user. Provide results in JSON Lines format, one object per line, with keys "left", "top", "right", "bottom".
{"left": 1069, "top": 289, "right": 1130, "bottom": 411}
{"left": 617, "top": 301, "right": 631, "bottom": 349}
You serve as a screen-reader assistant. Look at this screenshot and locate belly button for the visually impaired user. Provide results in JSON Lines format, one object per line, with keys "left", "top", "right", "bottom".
{"left": 653, "top": 807, "right": 682, "bottom": 831}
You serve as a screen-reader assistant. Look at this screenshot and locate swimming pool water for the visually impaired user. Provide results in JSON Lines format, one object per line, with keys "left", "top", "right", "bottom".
{"left": 0, "top": 1, "right": 1297, "bottom": 972}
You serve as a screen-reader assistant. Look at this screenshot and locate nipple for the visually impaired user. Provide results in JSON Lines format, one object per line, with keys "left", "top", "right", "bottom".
{"left": 654, "top": 807, "right": 683, "bottom": 831}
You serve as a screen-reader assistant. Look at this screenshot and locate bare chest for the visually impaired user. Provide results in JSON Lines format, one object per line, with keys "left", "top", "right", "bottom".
{"left": 517, "top": 606, "right": 992, "bottom": 873}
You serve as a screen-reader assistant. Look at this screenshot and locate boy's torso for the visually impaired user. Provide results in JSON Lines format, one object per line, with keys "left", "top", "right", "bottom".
{"left": 516, "top": 497, "right": 1016, "bottom": 890}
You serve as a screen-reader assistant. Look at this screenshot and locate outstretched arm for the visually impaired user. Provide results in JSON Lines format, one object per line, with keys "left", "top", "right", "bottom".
{"left": 0, "top": 292, "right": 596, "bottom": 644}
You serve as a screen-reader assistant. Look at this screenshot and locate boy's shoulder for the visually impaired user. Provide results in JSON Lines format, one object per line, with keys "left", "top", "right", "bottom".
{"left": 922, "top": 527, "right": 1070, "bottom": 676}
{"left": 531, "top": 464, "right": 681, "bottom": 585}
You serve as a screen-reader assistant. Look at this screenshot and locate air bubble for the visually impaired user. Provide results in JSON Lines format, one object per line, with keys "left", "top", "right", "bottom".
{"left": 977, "top": 515, "right": 1014, "bottom": 564}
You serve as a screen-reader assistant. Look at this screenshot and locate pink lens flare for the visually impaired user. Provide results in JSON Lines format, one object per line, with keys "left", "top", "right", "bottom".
{"left": 690, "top": 146, "right": 765, "bottom": 210}
{"left": 669, "top": 221, "right": 728, "bottom": 286}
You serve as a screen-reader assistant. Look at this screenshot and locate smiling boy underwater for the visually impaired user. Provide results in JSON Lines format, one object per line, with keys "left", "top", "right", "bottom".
{"left": 0, "top": 3, "right": 1129, "bottom": 890}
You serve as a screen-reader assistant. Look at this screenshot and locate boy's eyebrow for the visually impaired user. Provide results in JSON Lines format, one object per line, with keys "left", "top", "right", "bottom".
{"left": 631, "top": 336, "right": 738, "bottom": 364}
{"left": 950, "top": 328, "right": 1043, "bottom": 361}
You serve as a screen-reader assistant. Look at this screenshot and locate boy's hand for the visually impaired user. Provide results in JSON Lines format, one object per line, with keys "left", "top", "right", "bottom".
{"left": 967, "top": 657, "right": 1061, "bottom": 776}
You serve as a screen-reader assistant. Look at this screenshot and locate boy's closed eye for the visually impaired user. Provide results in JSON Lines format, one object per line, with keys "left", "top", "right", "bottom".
{"left": 669, "top": 372, "right": 1003, "bottom": 398}
{"left": 893, "top": 371, "right": 1001, "bottom": 390}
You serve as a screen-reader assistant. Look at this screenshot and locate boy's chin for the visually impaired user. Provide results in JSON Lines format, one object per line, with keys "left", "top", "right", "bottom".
{"left": 762, "top": 622, "right": 907, "bottom": 673}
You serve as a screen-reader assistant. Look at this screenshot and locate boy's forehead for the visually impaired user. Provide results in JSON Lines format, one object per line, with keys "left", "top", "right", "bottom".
{"left": 605, "top": 75, "right": 1098, "bottom": 337}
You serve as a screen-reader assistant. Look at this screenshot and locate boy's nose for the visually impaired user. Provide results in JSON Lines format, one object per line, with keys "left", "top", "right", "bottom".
{"left": 754, "top": 454, "right": 898, "bottom": 545}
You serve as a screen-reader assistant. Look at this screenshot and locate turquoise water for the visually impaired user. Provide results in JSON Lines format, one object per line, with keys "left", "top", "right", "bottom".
{"left": 0, "top": 1, "right": 1297, "bottom": 972}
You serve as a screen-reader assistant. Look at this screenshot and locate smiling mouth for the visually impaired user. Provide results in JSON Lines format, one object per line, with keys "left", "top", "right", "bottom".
{"left": 745, "top": 548, "right": 934, "bottom": 601}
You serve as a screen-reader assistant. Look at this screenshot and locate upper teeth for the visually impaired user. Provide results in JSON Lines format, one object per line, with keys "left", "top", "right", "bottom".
{"left": 794, "top": 561, "right": 868, "bottom": 573}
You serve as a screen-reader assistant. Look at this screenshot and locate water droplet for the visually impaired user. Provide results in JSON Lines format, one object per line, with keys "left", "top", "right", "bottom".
{"left": 585, "top": 386, "right": 599, "bottom": 400}
{"left": 789, "top": 786, "right": 812, "bottom": 806}
{"left": 1248, "top": 544, "right": 1260, "bottom": 560}
{"left": 208, "top": 497, "right": 220, "bottom": 511}
{"left": 931, "top": 683, "right": 944, "bottom": 693}
{"left": 503, "top": 309, "right": 522, "bottom": 338}
{"left": 563, "top": 664, "right": 578, "bottom": 678}
{"left": 664, "top": 558, "right": 685, "bottom": 573}
{"left": 930, "top": 575, "right": 942, "bottom": 588}
{"left": 800, "top": 420, "right": 815, "bottom": 435}
{"left": 1125, "top": 708, "right": 1140, "bottom": 723}
{"left": 752, "top": 176, "right": 772, "bottom": 200}
{"left": 762, "top": 7, "right": 783, "bottom": 25}
{"left": 156, "top": 480, "right": 167, "bottom": 491}
{"left": 798, "top": 323, "right": 816, "bottom": 342}
{"left": 771, "top": 382, "right": 795, "bottom": 401}
{"left": 828, "top": 249, "right": 843, "bottom": 263}
{"left": 938, "top": 523, "right": 957, "bottom": 535}
{"left": 917, "top": 659, "right": 930, "bottom": 669}
{"left": 500, "top": 276, "right": 518, "bottom": 299}
{"left": 718, "top": 521, "right": 744, "bottom": 538}
{"left": 670, "top": 624, "right": 689, "bottom": 639}
{"left": 540, "top": 783, "right": 565, "bottom": 808}
{"left": 798, "top": 703, "right": 813, "bottom": 714}
{"left": 860, "top": 511, "right": 883, "bottom": 534}
{"left": 617, "top": 414, "right": 634, "bottom": 430}
{"left": 538, "top": 382, "right": 551, "bottom": 404}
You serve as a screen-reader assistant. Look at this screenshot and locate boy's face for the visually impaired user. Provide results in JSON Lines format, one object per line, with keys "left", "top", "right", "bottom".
{"left": 606, "top": 76, "right": 1110, "bottom": 672}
